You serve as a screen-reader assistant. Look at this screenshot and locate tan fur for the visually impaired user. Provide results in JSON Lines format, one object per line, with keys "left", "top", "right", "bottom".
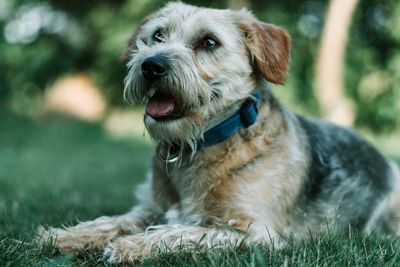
{"left": 37, "top": 215, "right": 145, "bottom": 255}
{"left": 238, "top": 16, "right": 291, "bottom": 84}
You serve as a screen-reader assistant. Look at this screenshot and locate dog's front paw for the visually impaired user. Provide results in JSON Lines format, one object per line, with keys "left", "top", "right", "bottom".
{"left": 104, "top": 235, "right": 148, "bottom": 263}
{"left": 36, "top": 225, "right": 86, "bottom": 256}
{"left": 36, "top": 216, "right": 132, "bottom": 256}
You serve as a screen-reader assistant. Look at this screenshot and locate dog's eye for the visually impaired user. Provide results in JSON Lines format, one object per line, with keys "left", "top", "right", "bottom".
{"left": 203, "top": 37, "right": 219, "bottom": 49}
{"left": 152, "top": 30, "right": 164, "bottom": 43}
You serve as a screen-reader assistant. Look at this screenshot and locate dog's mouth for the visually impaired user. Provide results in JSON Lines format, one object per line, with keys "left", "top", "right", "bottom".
{"left": 145, "top": 91, "right": 185, "bottom": 121}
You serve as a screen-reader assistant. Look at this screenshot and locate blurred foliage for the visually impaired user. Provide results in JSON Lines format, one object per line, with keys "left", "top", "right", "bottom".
{"left": 0, "top": 0, "right": 399, "bottom": 132}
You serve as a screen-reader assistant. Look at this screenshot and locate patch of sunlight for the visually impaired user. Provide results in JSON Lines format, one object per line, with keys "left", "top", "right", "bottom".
{"left": 103, "top": 108, "right": 151, "bottom": 143}
{"left": 44, "top": 73, "right": 107, "bottom": 122}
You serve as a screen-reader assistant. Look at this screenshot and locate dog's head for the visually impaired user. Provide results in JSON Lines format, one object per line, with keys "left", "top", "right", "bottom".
{"left": 124, "top": 2, "right": 290, "bottom": 147}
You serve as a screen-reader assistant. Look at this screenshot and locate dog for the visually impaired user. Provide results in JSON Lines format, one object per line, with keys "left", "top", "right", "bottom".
{"left": 39, "top": 2, "right": 400, "bottom": 263}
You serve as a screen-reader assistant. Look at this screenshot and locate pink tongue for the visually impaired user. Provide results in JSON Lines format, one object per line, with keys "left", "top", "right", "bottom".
{"left": 146, "top": 94, "right": 175, "bottom": 118}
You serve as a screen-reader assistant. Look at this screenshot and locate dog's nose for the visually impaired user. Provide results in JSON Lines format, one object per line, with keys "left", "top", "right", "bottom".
{"left": 141, "top": 55, "right": 168, "bottom": 81}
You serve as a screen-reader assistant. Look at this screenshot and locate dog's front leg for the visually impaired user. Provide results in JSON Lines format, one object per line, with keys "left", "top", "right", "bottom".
{"left": 37, "top": 205, "right": 159, "bottom": 256}
{"left": 37, "top": 165, "right": 176, "bottom": 256}
{"left": 104, "top": 224, "right": 247, "bottom": 263}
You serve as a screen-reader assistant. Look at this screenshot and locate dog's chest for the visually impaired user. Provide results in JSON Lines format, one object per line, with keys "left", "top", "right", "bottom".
{"left": 164, "top": 144, "right": 276, "bottom": 229}
{"left": 168, "top": 162, "right": 250, "bottom": 228}
{"left": 163, "top": 127, "right": 306, "bottom": 231}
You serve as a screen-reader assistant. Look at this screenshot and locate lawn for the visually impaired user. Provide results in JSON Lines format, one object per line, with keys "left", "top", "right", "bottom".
{"left": 1, "top": 112, "right": 400, "bottom": 266}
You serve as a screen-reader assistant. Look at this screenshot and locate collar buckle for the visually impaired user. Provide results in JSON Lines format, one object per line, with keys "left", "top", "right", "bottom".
{"left": 156, "top": 143, "right": 181, "bottom": 163}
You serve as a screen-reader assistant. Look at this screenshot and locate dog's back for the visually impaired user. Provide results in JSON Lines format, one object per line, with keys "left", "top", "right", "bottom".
{"left": 294, "top": 115, "right": 395, "bottom": 231}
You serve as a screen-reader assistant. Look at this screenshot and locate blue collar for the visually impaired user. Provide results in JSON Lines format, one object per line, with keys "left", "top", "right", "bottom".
{"left": 197, "top": 91, "right": 261, "bottom": 150}
{"left": 156, "top": 92, "right": 261, "bottom": 163}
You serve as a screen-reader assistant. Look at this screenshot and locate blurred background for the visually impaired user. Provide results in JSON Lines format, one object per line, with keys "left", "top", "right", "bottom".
{"left": 1, "top": 0, "right": 400, "bottom": 257}
{"left": 1, "top": 0, "right": 400, "bottom": 137}
{"left": 1, "top": 0, "right": 400, "bottom": 143}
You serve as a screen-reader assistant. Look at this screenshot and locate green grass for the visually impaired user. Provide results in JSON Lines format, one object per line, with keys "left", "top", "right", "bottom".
{"left": 1, "top": 112, "right": 400, "bottom": 266}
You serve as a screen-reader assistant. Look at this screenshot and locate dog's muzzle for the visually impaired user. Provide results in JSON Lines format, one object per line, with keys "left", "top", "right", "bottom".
{"left": 140, "top": 55, "right": 185, "bottom": 121}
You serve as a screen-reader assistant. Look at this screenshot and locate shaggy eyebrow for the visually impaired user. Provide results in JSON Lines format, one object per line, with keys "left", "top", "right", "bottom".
{"left": 190, "top": 29, "right": 221, "bottom": 45}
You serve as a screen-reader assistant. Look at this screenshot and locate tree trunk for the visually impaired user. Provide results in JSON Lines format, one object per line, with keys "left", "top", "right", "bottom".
{"left": 315, "top": 0, "right": 359, "bottom": 126}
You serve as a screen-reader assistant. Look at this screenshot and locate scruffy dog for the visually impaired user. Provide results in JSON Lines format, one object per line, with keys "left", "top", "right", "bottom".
{"left": 40, "top": 2, "right": 400, "bottom": 263}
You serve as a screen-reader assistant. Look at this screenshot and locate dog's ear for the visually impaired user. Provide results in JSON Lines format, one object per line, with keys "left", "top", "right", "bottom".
{"left": 121, "top": 16, "right": 151, "bottom": 61}
{"left": 239, "top": 16, "right": 291, "bottom": 84}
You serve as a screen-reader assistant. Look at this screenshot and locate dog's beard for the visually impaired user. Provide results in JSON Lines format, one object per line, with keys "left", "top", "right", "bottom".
{"left": 144, "top": 115, "right": 205, "bottom": 152}
{"left": 124, "top": 45, "right": 211, "bottom": 148}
